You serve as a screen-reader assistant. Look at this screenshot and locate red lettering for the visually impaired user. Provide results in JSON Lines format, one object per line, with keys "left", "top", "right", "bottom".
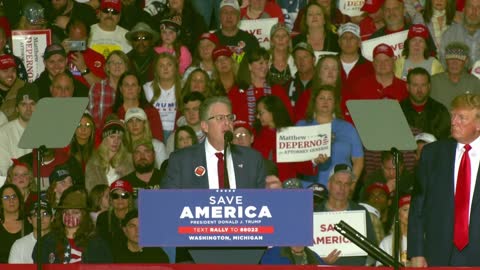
{"left": 314, "top": 236, "right": 351, "bottom": 244}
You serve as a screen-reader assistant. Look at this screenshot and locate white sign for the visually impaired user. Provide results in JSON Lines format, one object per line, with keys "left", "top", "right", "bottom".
{"left": 315, "top": 51, "right": 339, "bottom": 64}
{"left": 239, "top": 18, "right": 278, "bottom": 49}
{"left": 472, "top": 60, "right": 480, "bottom": 79}
{"left": 361, "top": 30, "right": 408, "bottom": 61}
{"left": 339, "top": 0, "right": 365, "bottom": 16}
{"left": 276, "top": 124, "right": 331, "bottom": 163}
{"left": 311, "top": 210, "right": 367, "bottom": 257}
{"left": 12, "top": 30, "right": 52, "bottom": 82}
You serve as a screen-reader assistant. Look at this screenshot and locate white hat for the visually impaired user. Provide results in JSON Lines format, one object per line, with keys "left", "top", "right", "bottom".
{"left": 220, "top": 0, "right": 240, "bottom": 11}
{"left": 415, "top": 133, "right": 437, "bottom": 144}
{"left": 125, "top": 107, "right": 147, "bottom": 122}
{"left": 337, "top": 23, "right": 361, "bottom": 39}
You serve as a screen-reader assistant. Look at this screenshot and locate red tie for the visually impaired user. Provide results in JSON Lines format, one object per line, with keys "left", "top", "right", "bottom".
{"left": 215, "top": 152, "right": 225, "bottom": 189}
{"left": 454, "top": 144, "right": 472, "bottom": 251}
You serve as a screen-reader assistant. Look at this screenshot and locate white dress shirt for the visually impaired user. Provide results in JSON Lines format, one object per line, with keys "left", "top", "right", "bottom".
{"left": 454, "top": 136, "right": 480, "bottom": 223}
{"left": 205, "top": 138, "right": 236, "bottom": 189}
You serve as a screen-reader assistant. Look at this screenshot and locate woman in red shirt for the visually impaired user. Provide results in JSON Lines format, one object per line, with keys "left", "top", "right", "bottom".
{"left": 229, "top": 47, "right": 293, "bottom": 126}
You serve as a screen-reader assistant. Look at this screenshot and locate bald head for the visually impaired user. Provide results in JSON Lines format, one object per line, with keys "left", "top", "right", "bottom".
{"left": 50, "top": 73, "right": 74, "bottom": 97}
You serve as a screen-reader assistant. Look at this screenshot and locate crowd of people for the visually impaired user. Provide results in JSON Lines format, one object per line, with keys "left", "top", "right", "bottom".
{"left": 0, "top": 0, "right": 480, "bottom": 267}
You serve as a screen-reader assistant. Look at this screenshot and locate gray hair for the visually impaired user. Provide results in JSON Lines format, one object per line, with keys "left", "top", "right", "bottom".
{"left": 199, "top": 96, "right": 232, "bottom": 121}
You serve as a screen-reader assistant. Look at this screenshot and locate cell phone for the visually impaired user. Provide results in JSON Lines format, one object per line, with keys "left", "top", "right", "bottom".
{"left": 67, "top": 40, "right": 86, "bottom": 51}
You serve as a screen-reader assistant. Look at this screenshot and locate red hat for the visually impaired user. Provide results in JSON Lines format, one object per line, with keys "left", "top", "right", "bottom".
{"left": 361, "top": 0, "right": 384, "bottom": 13}
{"left": 366, "top": 182, "right": 390, "bottom": 195}
{"left": 373, "top": 43, "right": 394, "bottom": 58}
{"left": 100, "top": 0, "right": 121, "bottom": 12}
{"left": 233, "top": 120, "right": 253, "bottom": 134}
{"left": 407, "top": 24, "right": 429, "bottom": 40}
{"left": 199, "top": 32, "right": 219, "bottom": 46}
{"left": 0, "top": 54, "right": 16, "bottom": 70}
{"left": 399, "top": 195, "right": 411, "bottom": 208}
{"left": 212, "top": 46, "right": 233, "bottom": 61}
{"left": 110, "top": 179, "right": 133, "bottom": 193}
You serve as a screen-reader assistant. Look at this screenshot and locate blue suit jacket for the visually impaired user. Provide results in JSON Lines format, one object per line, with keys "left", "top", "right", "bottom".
{"left": 408, "top": 139, "right": 480, "bottom": 266}
{"left": 162, "top": 142, "right": 266, "bottom": 189}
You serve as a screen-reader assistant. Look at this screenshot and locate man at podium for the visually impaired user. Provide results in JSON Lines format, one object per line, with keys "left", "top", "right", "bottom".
{"left": 162, "top": 96, "right": 266, "bottom": 189}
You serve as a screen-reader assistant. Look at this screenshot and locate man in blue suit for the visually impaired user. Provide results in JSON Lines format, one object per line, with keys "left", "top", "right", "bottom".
{"left": 408, "top": 93, "right": 480, "bottom": 266}
{"left": 163, "top": 96, "right": 266, "bottom": 189}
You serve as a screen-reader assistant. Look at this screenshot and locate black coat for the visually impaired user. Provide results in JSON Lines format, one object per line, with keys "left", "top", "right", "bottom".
{"left": 400, "top": 97, "right": 451, "bottom": 139}
{"left": 33, "top": 231, "right": 112, "bottom": 263}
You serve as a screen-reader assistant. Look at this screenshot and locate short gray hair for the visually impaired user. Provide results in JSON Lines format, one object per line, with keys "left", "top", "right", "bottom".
{"left": 199, "top": 96, "right": 232, "bottom": 121}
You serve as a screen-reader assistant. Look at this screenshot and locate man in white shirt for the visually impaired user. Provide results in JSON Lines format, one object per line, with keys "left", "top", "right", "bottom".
{"left": 163, "top": 96, "right": 266, "bottom": 189}
{"left": 409, "top": 93, "right": 480, "bottom": 266}
{"left": 89, "top": 0, "right": 132, "bottom": 58}
{"left": 0, "top": 83, "right": 38, "bottom": 176}
{"left": 8, "top": 200, "right": 53, "bottom": 263}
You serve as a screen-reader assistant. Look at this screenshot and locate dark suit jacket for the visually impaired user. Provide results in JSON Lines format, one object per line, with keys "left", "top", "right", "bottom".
{"left": 162, "top": 142, "right": 266, "bottom": 189}
{"left": 408, "top": 139, "right": 480, "bottom": 266}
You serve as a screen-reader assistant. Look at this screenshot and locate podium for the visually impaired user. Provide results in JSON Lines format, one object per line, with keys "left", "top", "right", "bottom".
{"left": 138, "top": 189, "right": 314, "bottom": 264}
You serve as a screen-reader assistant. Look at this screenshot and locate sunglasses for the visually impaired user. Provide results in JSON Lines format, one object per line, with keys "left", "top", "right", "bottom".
{"left": 133, "top": 36, "right": 152, "bottom": 41}
{"left": 2, "top": 194, "right": 18, "bottom": 201}
{"left": 101, "top": 8, "right": 120, "bottom": 15}
{"left": 111, "top": 192, "right": 130, "bottom": 200}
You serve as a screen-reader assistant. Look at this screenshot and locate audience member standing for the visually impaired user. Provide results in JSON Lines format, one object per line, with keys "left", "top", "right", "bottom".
{"left": 214, "top": 0, "right": 260, "bottom": 64}
{"left": 85, "top": 117, "right": 133, "bottom": 192}
{"left": 0, "top": 84, "right": 38, "bottom": 176}
{"left": 0, "top": 54, "right": 25, "bottom": 122}
{"left": 89, "top": 0, "right": 132, "bottom": 57}
{"left": 439, "top": 0, "right": 480, "bottom": 67}
{"left": 400, "top": 67, "right": 451, "bottom": 139}
{"left": 144, "top": 53, "right": 182, "bottom": 140}
{"left": 431, "top": 42, "right": 480, "bottom": 108}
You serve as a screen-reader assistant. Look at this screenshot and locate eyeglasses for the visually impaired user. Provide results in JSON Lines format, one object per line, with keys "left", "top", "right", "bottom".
{"left": 101, "top": 8, "right": 120, "bottom": 15}
{"left": 133, "top": 36, "right": 152, "bottom": 41}
{"left": 2, "top": 194, "right": 18, "bottom": 201}
{"left": 108, "top": 61, "right": 125, "bottom": 66}
{"left": 207, "top": 114, "right": 236, "bottom": 122}
{"left": 77, "top": 122, "right": 92, "bottom": 129}
{"left": 111, "top": 192, "right": 130, "bottom": 200}
{"left": 31, "top": 211, "right": 51, "bottom": 218}
{"left": 234, "top": 132, "right": 248, "bottom": 138}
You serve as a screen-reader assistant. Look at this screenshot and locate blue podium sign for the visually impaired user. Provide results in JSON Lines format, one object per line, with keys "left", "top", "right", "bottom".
{"left": 138, "top": 189, "right": 313, "bottom": 247}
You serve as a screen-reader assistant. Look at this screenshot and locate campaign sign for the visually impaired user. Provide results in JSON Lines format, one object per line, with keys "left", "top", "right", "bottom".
{"left": 277, "top": 124, "right": 331, "bottom": 163}
{"left": 311, "top": 210, "right": 367, "bottom": 257}
{"left": 12, "top": 30, "right": 52, "bottom": 82}
{"left": 239, "top": 18, "right": 278, "bottom": 49}
{"left": 339, "top": 0, "right": 365, "bottom": 16}
{"left": 138, "top": 189, "right": 313, "bottom": 247}
{"left": 361, "top": 30, "right": 408, "bottom": 61}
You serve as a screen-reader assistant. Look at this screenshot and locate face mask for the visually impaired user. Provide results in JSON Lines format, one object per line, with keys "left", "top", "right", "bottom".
{"left": 63, "top": 213, "right": 81, "bottom": 228}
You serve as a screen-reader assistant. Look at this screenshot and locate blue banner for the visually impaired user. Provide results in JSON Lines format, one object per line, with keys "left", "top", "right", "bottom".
{"left": 138, "top": 189, "right": 313, "bottom": 247}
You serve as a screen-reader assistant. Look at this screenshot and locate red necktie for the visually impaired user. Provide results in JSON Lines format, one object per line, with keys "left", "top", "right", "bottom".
{"left": 454, "top": 144, "right": 472, "bottom": 251}
{"left": 215, "top": 152, "right": 225, "bottom": 189}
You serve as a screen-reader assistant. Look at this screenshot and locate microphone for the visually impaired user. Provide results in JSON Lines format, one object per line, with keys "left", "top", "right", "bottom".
{"left": 224, "top": 131, "right": 234, "bottom": 145}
